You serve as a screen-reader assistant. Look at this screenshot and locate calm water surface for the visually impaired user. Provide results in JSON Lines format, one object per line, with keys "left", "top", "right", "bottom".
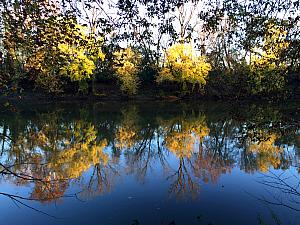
{"left": 0, "top": 101, "right": 300, "bottom": 225}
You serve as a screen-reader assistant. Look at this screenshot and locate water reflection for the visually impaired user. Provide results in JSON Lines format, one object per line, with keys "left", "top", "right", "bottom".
{"left": 0, "top": 101, "right": 300, "bottom": 222}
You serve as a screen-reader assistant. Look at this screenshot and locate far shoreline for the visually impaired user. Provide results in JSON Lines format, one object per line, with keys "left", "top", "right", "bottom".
{"left": 0, "top": 89, "right": 299, "bottom": 106}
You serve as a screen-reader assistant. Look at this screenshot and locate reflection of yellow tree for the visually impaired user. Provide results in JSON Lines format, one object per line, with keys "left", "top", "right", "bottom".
{"left": 192, "top": 149, "right": 233, "bottom": 183}
{"left": 168, "top": 158, "right": 201, "bottom": 199}
{"left": 159, "top": 115, "right": 209, "bottom": 199}
{"left": 161, "top": 115, "right": 209, "bottom": 158}
{"left": 48, "top": 121, "right": 108, "bottom": 179}
{"left": 115, "top": 106, "right": 140, "bottom": 150}
{"left": 10, "top": 112, "right": 69, "bottom": 158}
{"left": 78, "top": 163, "right": 119, "bottom": 200}
{"left": 168, "top": 136, "right": 233, "bottom": 198}
{"left": 115, "top": 127, "right": 136, "bottom": 149}
{"left": 30, "top": 163, "right": 69, "bottom": 203}
{"left": 248, "top": 133, "right": 283, "bottom": 172}
{"left": 3, "top": 155, "right": 69, "bottom": 203}
{"left": 7, "top": 117, "right": 109, "bottom": 202}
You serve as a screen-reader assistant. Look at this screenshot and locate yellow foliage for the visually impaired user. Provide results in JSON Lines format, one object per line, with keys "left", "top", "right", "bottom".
{"left": 157, "top": 43, "right": 212, "bottom": 89}
{"left": 113, "top": 47, "right": 141, "bottom": 95}
{"left": 251, "top": 24, "right": 288, "bottom": 69}
{"left": 58, "top": 43, "right": 95, "bottom": 81}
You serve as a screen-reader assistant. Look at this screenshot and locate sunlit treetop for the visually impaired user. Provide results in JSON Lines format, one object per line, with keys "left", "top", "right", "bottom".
{"left": 54, "top": 22, "right": 105, "bottom": 82}
{"left": 157, "top": 43, "right": 212, "bottom": 90}
{"left": 249, "top": 23, "right": 290, "bottom": 94}
{"left": 251, "top": 23, "right": 289, "bottom": 63}
{"left": 113, "top": 47, "right": 141, "bottom": 95}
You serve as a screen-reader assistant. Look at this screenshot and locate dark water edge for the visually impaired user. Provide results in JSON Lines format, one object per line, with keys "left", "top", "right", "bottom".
{"left": 0, "top": 100, "right": 300, "bottom": 225}
{"left": 1, "top": 83, "right": 300, "bottom": 104}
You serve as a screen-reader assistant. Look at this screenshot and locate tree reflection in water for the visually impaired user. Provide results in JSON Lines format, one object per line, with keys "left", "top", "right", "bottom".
{"left": 0, "top": 101, "right": 299, "bottom": 212}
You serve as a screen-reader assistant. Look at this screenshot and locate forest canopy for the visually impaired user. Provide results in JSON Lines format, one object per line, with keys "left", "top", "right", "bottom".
{"left": 0, "top": 0, "right": 299, "bottom": 98}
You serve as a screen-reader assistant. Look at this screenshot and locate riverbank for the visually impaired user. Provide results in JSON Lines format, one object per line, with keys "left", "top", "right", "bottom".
{"left": 1, "top": 81, "right": 300, "bottom": 106}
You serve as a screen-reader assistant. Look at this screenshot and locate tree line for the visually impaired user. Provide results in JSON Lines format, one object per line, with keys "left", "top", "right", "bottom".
{"left": 0, "top": 0, "right": 299, "bottom": 98}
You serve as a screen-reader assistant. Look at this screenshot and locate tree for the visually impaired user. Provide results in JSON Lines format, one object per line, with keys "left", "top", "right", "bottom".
{"left": 1, "top": 1, "right": 105, "bottom": 93}
{"left": 157, "top": 43, "right": 211, "bottom": 90}
{"left": 25, "top": 17, "right": 105, "bottom": 92}
{"left": 1, "top": 0, "right": 59, "bottom": 90}
{"left": 113, "top": 47, "right": 141, "bottom": 95}
{"left": 248, "top": 23, "right": 289, "bottom": 95}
